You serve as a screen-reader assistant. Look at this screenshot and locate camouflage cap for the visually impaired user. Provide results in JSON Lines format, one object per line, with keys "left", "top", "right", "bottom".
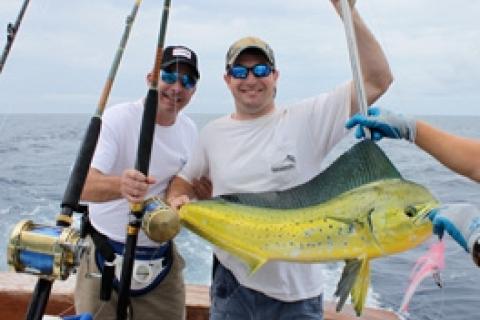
{"left": 225, "top": 36, "right": 275, "bottom": 69}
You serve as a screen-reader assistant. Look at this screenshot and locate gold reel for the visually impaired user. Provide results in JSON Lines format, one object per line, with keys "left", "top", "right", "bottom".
{"left": 142, "top": 196, "right": 180, "bottom": 243}
{"left": 8, "top": 220, "right": 86, "bottom": 280}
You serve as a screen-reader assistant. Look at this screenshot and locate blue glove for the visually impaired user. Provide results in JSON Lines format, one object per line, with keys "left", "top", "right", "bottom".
{"left": 345, "top": 107, "right": 417, "bottom": 142}
{"left": 429, "top": 203, "right": 480, "bottom": 253}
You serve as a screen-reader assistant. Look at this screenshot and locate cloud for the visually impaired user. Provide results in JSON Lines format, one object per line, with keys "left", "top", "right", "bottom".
{"left": 0, "top": 0, "right": 479, "bottom": 115}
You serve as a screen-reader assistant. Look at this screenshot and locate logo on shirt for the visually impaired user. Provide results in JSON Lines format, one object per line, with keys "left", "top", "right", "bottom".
{"left": 271, "top": 154, "right": 296, "bottom": 172}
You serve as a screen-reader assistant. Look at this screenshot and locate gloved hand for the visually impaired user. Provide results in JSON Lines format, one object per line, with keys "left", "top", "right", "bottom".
{"left": 429, "top": 203, "right": 480, "bottom": 253}
{"left": 345, "top": 107, "right": 417, "bottom": 142}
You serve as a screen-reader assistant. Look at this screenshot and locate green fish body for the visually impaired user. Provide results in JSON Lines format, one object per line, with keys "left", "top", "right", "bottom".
{"left": 179, "top": 141, "right": 438, "bottom": 315}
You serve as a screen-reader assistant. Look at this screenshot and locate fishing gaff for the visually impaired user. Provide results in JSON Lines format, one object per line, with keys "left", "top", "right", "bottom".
{"left": 0, "top": 0, "right": 31, "bottom": 74}
{"left": 116, "top": 1, "right": 171, "bottom": 319}
{"left": 339, "top": 0, "right": 367, "bottom": 116}
{"left": 24, "top": 1, "right": 144, "bottom": 319}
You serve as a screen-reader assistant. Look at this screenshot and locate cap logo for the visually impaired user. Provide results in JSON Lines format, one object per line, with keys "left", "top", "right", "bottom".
{"left": 172, "top": 48, "right": 192, "bottom": 59}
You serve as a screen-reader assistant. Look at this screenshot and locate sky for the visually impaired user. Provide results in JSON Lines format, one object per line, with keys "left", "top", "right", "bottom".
{"left": 0, "top": 0, "right": 479, "bottom": 115}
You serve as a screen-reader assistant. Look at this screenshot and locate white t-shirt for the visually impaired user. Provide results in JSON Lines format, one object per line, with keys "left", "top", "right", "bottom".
{"left": 89, "top": 100, "right": 198, "bottom": 247}
{"left": 179, "top": 83, "right": 351, "bottom": 301}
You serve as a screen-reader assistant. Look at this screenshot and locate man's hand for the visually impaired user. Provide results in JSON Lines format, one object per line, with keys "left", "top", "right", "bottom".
{"left": 429, "top": 203, "right": 480, "bottom": 253}
{"left": 192, "top": 177, "right": 212, "bottom": 200}
{"left": 167, "top": 195, "right": 191, "bottom": 211}
{"left": 165, "top": 176, "right": 198, "bottom": 210}
{"left": 120, "top": 169, "right": 156, "bottom": 203}
{"left": 331, "top": 0, "right": 357, "bottom": 13}
{"left": 345, "top": 107, "right": 417, "bottom": 142}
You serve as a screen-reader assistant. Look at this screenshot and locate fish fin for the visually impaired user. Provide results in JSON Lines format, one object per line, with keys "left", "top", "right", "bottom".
{"left": 220, "top": 140, "right": 401, "bottom": 209}
{"left": 334, "top": 258, "right": 370, "bottom": 316}
{"left": 327, "top": 214, "right": 383, "bottom": 252}
{"left": 350, "top": 258, "right": 370, "bottom": 316}
{"left": 334, "top": 259, "right": 362, "bottom": 312}
{"left": 232, "top": 248, "right": 267, "bottom": 275}
{"left": 324, "top": 216, "right": 355, "bottom": 225}
{"left": 248, "top": 259, "right": 267, "bottom": 275}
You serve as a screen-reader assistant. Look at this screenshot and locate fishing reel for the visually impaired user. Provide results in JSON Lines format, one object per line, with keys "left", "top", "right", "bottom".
{"left": 141, "top": 196, "right": 180, "bottom": 243}
{"left": 7, "top": 220, "right": 88, "bottom": 280}
{"left": 7, "top": 197, "right": 178, "bottom": 281}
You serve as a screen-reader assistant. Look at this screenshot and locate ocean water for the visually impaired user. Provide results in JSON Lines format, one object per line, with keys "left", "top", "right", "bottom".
{"left": 0, "top": 112, "right": 479, "bottom": 320}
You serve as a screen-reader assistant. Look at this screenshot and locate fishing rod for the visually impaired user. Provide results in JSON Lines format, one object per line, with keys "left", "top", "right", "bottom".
{"left": 0, "top": 0, "right": 31, "bottom": 74}
{"left": 116, "top": 0, "right": 171, "bottom": 319}
{"left": 9, "top": 1, "right": 144, "bottom": 319}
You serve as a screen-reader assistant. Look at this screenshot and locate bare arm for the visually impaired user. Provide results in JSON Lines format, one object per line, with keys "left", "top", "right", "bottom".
{"left": 415, "top": 121, "right": 480, "bottom": 182}
{"left": 81, "top": 168, "right": 122, "bottom": 202}
{"left": 331, "top": 1, "right": 393, "bottom": 114}
{"left": 81, "top": 168, "right": 156, "bottom": 203}
{"left": 166, "top": 176, "right": 197, "bottom": 209}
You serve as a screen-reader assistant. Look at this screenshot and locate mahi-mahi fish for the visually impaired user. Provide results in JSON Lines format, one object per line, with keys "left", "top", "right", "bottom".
{"left": 178, "top": 140, "right": 439, "bottom": 316}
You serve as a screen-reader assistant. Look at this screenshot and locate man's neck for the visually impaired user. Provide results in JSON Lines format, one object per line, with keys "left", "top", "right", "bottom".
{"left": 156, "top": 110, "right": 177, "bottom": 126}
{"left": 232, "top": 104, "right": 276, "bottom": 121}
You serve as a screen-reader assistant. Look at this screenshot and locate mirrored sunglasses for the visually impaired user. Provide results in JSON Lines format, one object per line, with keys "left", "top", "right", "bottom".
{"left": 161, "top": 71, "right": 197, "bottom": 89}
{"left": 228, "top": 64, "right": 273, "bottom": 79}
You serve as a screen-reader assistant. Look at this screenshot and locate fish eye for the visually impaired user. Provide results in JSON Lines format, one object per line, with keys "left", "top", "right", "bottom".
{"left": 404, "top": 206, "right": 417, "bottom": 217}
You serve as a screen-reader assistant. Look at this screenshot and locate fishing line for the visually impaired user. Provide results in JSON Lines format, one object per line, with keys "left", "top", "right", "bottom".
{"left": 175, "top": 58, "right": 179, "bottom": 117}
{"left": 116, "top": 1, "right": 171, "bottom": 318}
{"left": 56, "top": 303, "right": 74, "bottom": 317}
{"left": 365, "top": 4, "right": 449, "bottom": 316}
{"left": 37, "top": 0, "right": 52, "bottom": 17}
{"left": 92, "top": 302, "right": 107, "bottom": 320}
{"left": 21, "top": 1, "right": 145, "bottom": 319}
{"left": 439, "top": 283, "right": 445, "bottom": 320}
{"left": 0, "top": 0, "right": 31, "bottom": 74}
{"left": 0, "top": 112, "right": 11, "bottom": 137}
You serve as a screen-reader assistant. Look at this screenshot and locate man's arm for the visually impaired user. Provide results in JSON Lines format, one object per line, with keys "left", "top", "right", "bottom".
{"left": 331, "top": 0, "right": 393, "bottom": 114}
{"left": 166, "top": 176, "right": 197, "bottom": 209}
{"left": 81, "top": 168, "right": 122, "bottom": 202}
{"left": 346, "top": 107, "right": 480, "bottom": 183}
{"left": 415, "top": 121, "right": 480, "bottom": 182}
{"left": 81, "top": 168, "right": 156, "bottom": 202}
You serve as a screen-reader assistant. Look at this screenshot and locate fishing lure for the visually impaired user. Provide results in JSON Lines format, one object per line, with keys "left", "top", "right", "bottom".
{"left": 399, "top": 240, "right": 445, "bottom": 313}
